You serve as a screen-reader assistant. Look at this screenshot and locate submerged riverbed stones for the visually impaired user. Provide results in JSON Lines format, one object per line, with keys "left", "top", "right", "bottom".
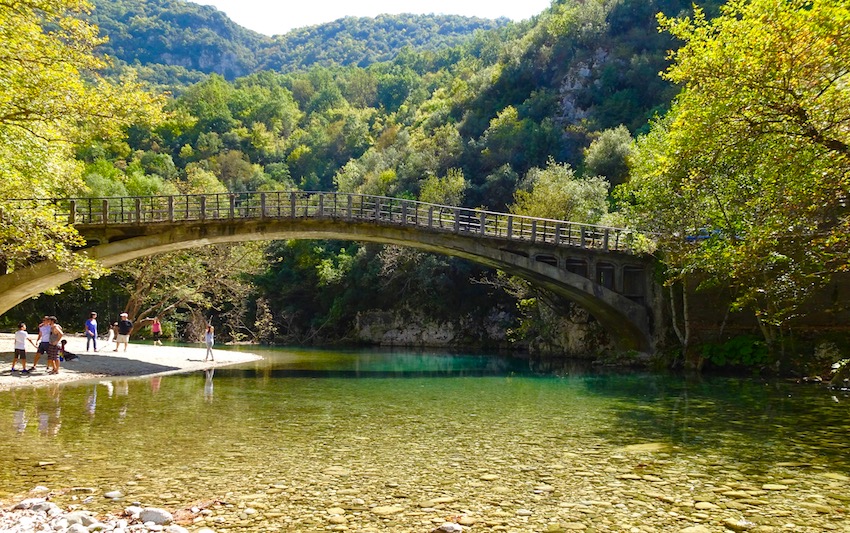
{"left": 2, "top": 401, "right": 849, "bottom": 533}
{"left": 371, "top": 505, "right": 405, "bottom": 516}
{"left": 680, "top": 526, "right": 712, "bottom": 533}
{"left": 139, "top": 507, "right": 173, "bottom": 525}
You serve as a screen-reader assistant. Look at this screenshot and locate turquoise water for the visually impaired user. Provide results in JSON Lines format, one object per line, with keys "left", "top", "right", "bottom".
{"left": 0, "top": 347, "right": 848, "bottom": 531}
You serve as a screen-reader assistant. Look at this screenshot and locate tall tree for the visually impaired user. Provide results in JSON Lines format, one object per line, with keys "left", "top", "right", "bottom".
{"left": 511, "top": 160, "right": 610, "bottom": 223}
{"left": 115, "top": 243, "right": 264, "bottom": 342}
{"left": 624, "top": 0, "right": 850, "bottom": 354}
{"left": 0, "top": 0, "right": 163, "bottom": 276}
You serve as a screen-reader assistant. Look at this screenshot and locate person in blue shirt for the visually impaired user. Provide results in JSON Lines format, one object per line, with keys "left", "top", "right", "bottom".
{"left": 84, "top": 311, "right": 98, "bottom": 352}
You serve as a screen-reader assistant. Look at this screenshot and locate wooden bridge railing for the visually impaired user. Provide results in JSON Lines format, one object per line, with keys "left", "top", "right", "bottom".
{"left": 15, "top": 191, "right": 640, "bottom": 253}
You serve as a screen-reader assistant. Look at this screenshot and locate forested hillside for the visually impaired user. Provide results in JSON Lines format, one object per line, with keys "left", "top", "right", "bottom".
{"left": 36, "top": 0, "right": 716, "bottom": 352}
{"left": 259, "top": 14, "right": 509, "bottom": 72}
{"left": 5, "top": 0, "right": 848, "bottom": 371}
{"left": 90, "top": 0, "right": 267, "bottom": 78}
{"left": 89, "top": 0, "right": 507, "bottom": 79}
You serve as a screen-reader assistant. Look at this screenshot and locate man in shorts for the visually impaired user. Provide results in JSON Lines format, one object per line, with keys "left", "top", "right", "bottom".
{"left": 115, "top": 312, "right": 133, "bottom": 352}
{"left": 46, "top": 316, "right": 63, "bottom": 374}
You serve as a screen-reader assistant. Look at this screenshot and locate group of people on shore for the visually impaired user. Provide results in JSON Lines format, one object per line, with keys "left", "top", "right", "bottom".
{"left": 10, "top": 312, "right": 136, "bottom": 375}
{"left": 12, "top": 316, "right": 71, "bottom": 374}
{"left": 82, "top": 311, "right": 134, "bottom": 355}
{"left": 10, "top": 313, "right": 216, "bottom": 373}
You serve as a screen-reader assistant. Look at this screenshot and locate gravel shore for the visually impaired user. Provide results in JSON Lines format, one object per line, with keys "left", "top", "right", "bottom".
{"left": 0, "top": 333, "right": 262, "bottom": 392}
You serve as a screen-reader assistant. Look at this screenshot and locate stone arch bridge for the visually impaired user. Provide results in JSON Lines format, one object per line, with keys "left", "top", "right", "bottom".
{"left": 0, "top": 191, "right": 657, "bottom": 351}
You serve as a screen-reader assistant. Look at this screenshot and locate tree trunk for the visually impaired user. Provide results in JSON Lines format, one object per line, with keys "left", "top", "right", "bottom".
{"left": 669, "top": 281, "right": 694, "bottom": 368}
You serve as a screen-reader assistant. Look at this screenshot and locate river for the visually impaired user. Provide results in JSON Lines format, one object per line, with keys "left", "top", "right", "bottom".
{"left": 0, "top": 346, "right": 848, "bottom": 531}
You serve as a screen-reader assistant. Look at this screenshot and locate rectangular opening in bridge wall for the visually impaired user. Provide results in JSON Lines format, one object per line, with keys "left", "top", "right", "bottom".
{"left": 596, "top": 263, "right": 616, "bottom": 290}
{"left": 623, "top": 266, "right": 646, "bottom": 304}
{"left": 564, "top": 259, "right": 588, "bottom": 278}
{"left": 535, "top": 255, "right": 558, "bottom": 267}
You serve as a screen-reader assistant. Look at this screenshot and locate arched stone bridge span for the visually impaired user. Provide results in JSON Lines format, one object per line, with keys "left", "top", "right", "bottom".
{"left": 0, "top": 192, "right": 656, "bottom": 351}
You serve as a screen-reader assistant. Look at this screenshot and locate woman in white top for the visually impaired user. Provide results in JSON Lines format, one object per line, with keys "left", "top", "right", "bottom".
{"left": 204, "top": 324, "right": 215, "bottom": 362}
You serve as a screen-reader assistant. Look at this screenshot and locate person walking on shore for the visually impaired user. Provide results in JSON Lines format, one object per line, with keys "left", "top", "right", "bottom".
{"left": 115, "top": 313, "right": 133, "bottom": 352}
{"left": 151, "top": 317, "right": 162, "bottom": 346}
{"left": 85, "top": 312, "right": 98, "bottom": 352}
{"left": 13, "top": 322, "right": 37, "bottom": 372}
{"left": 46, "top": 316, "right": 63, "bottom": 375}
{"left": 204, "top": 324, "right": 215, "bottom": 362}
{"left": 33, "top": 316, "right": 52, "bottom": 372}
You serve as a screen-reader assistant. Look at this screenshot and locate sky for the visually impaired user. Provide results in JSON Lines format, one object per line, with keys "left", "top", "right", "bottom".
{"left": 197, "top": 0, "right": 554, "bottom": 36}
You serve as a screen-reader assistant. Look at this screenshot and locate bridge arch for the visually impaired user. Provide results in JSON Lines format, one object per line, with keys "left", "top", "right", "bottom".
{"left": 0, "top": 192, "right": 654, "bottom": 351}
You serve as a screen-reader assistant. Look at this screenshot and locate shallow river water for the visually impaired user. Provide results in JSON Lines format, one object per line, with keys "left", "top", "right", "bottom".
{"left": 0, "top": 347, "right": 848, "bottom": 532}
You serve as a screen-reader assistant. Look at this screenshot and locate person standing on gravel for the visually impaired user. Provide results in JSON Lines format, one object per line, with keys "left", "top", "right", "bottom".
{"left": 151, "top": 317, "right": 163, "bottom": 346}
{"left": 84, "top": 311, "right": 98, "bottom": 352}
{"left": 46, "top": 316, "right": 63, "bottom": 374}
{"left": 13, "top": 322, "right": 37, "bottom": 372}
{"left": 115, "top": 313, "right": 133, "bottom": 352}
{"left": 204, "top": 324, "right": 215, "bottom": 362}
{"left": 33, "top": 316, "right": 52, "bottom": 372}
{"left": 103, "top": 321, "right": 117, "bottom": 351}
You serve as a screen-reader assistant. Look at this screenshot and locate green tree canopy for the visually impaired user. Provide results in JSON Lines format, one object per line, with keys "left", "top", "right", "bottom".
{"left": 511, "top": 160, "right": 610, "bottom": 223}
{"left": 624, "top": 0, "right": 850, "bottom": 348}
{"left": 584, "top": 125, "right": 633, "bottom": 186}
{"left": 0, "top": 0, "right": 163, "bottom": 275}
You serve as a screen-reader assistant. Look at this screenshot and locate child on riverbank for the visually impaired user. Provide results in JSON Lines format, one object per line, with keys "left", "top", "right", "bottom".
{"left": 13, "top": 323, "right": 37, "bottom": 372}
{"left": 59, "top": 340, "right": 79, "bottom": 362}
{"left": 204, "top": 324, "right": 214, "bottom": 362}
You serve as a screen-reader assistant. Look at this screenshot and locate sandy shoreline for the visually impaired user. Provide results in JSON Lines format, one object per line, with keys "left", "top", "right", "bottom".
{"left": 0, "top": 332, "right": 262, "bottom": 392}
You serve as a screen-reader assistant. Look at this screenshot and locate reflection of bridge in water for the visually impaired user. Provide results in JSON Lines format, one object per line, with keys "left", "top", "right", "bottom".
{"left": 0, "top": 191, "right": 658, "bottom": 351}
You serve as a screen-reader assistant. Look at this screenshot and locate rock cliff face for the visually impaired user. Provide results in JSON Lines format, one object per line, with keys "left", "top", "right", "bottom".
{"left": 354, "top": 308, "right": 514, "bottom": 349}
{"left": 526, "top": 303, "right": 617, "bottom": 359}
{"left": 353, "top": 304, "right": 625, "bottom": 357}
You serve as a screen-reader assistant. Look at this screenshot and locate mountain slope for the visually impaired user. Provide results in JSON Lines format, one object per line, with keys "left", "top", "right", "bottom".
{"left": 90, "top": 0, "right": 508, "bottom": 79}
{"left": 259, "top": 13, "right": 509, "bottom": 72}
{"left": 91, "top": 0, "right": 268, "bottom": 78}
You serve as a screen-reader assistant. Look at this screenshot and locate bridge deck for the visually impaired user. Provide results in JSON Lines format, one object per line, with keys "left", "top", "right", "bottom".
{"left": 15, "top": 191, "right": 640, "bottom": 254}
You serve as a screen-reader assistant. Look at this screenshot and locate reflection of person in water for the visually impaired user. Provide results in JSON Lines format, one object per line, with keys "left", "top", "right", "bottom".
{"left": 47, "top": 385, "right": 61, "bottom": 435}
{"left": 204, "top": 368, "right": 214, "bottom": 402}
{"left": 36, "top": 386, "right": 62, "bottom": 436}
{"left": 98, "top": 380, "right": 114, "bottom": 398}
{"left": 13, "top": 408, "right": 27, "bottom": 434}
{"left": 11, "top": 389, "right": 29, "bottom": 434}
{"left": 86, "top": 384, "right": 97, "bottom": 418}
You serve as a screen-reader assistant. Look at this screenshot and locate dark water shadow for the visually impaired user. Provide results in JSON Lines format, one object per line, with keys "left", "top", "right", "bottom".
{"left": 57, "top": 352, "right": 181, "bottom": 377}
{"left": 577, "top": 372, "right": 850, "bottom": 472}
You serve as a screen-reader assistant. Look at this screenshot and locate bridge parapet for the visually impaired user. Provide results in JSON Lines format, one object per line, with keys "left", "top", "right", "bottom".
{"left": 20, "top": 191, "right": 642, "bottom": 254}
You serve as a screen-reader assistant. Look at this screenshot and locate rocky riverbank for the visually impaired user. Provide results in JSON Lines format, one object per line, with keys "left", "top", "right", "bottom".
{"left": 2, "top": 457, "right": 849, "bottom": 533}
{"left": 0, "top": 491, "right": 195, "bottom": 533}
{"left": 2, "top": 388, "right": 849, "bottom": 533}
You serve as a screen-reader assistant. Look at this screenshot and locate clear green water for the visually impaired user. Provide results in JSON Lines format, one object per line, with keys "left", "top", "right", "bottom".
{"left": 1, "top": 347, "right": 848, "bottom": 531}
